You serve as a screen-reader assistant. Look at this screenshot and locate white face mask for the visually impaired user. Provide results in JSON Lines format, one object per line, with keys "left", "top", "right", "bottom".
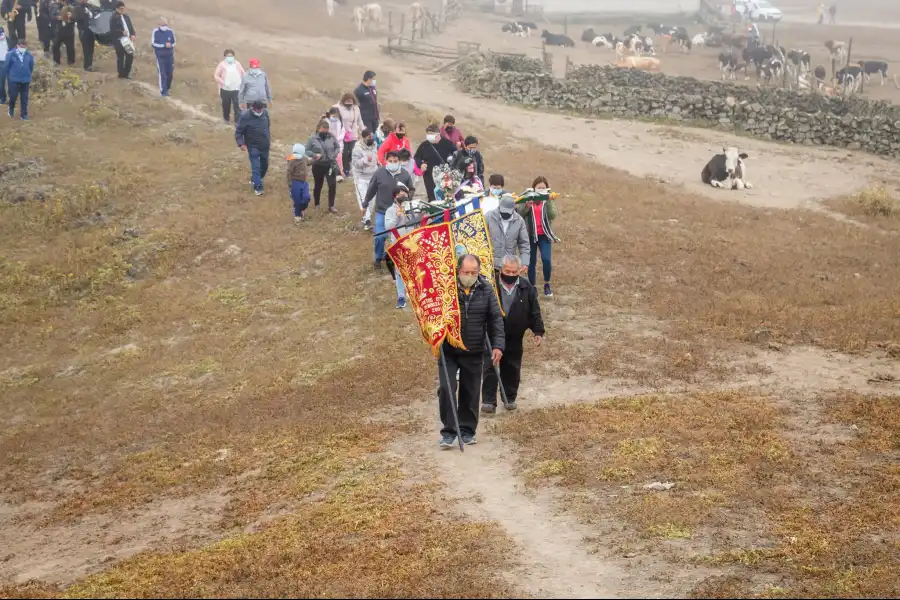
{"left": 426, "top": 133, "right": 439, "bottom": 143}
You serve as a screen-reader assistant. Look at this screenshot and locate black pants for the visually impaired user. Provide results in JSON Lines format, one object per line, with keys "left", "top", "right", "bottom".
{"left": 5, "top": 13, "right": 26, "bottom": 49}
{"left": 220, "top": 89, "right": 239, "bottom": 122}
{"left": 53, "top": 24, "right": 76, "bottom": 66}
{"left": 482, "top": 348, "right": 523, "bottom": 406}
{"left": 37, "top": 16, "right": 52, "bottom": 52}
{"left": 79, "top": 29, "right": 95, "bottom": 69}
{"left": 114, "top": 40, "right": 134, "bottom": 78}
{"left": 438, "top": 346, "right": 483, "bottom": 437}
{"left": 311, "top": 162, "right": 337, "bottom": 209}
{"left": 341, "top": 139, "right": 356, "bottom": 177}
{"left": 423, "top": 170, "right": 436, "bottom": 202}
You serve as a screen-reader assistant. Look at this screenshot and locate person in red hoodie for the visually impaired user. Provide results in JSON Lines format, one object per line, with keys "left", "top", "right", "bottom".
{"left": 377, "top": 121, "right": 411, "bottom": 165}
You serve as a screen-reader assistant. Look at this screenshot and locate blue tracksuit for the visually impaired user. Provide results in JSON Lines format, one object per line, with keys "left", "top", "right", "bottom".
{"left": 150, "top": 26, "right": 176, "bottom": 96}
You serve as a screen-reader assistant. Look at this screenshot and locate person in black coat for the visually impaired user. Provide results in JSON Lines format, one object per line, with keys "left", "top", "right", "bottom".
{"left": 353, "top": 69, "right": 379, "bottom": 135}
{"left": 439, "top": 254, "right": 505, "bottom": 449}
{"left": 109, "top": 0, "right": 134, "bottom": 78}
{"left": 481, "top": 254, "right": 545, "bottom": 413}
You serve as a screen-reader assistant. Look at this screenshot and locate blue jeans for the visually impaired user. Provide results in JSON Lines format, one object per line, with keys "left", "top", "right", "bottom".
{"left": 373, "top": 211, "right": 387, "bottom": 263}
{"left": 0, "top": 61, "right": 6, "bottom": 103}
{"left": 528, "top": 234, "right": 552, "bottom": 285}
{"left": 8, "top": 81, "right": 29, "bottom": 118}
{"left": 248, "top": 146, "right": 269, "bottom": 191}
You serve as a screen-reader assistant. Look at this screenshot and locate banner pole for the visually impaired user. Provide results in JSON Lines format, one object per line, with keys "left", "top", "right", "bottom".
{"left": 438, "top": 345, "right": 465, "bottom": 452}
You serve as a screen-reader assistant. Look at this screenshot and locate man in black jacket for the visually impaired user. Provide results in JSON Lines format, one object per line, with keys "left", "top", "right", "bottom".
{"left": 72, "top": 0, "right": 95, "bottom": 70}
{"left": 109, "top": 0, "right": 134, "bottom": 78}
{"left": 353, "top": 69, "right": 379, "bottom": 135}
{"left": 481, "top": 255, "right": 544, "bottom": 414}
{"left": 439, "top": 254, "right": 505, "bottom": 448}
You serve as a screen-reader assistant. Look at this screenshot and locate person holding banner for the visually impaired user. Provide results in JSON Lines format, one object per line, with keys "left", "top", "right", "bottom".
{"left": 438, "top": 254, "right": 505, "bottom": 449}
{"left": 481, "top": 255, "right": 544, "bottom": 414}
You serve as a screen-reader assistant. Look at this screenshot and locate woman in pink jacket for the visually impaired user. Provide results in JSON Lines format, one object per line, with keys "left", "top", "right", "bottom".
{"left": 214, "top": 49, "right": 246, "bottom": 124}
{"left": 334, "top": 92, "right": 362, "bottom": 178}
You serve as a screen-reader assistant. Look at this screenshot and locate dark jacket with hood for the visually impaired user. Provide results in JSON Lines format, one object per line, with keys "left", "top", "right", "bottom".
{"left": 449, "top": 275, "right": 505, "bottom": 355}
{"left": 493, "top": 274, "right": 544, "bottom": 355}
{"left": 234, "top": 108, "right": 271, "bottom": 150}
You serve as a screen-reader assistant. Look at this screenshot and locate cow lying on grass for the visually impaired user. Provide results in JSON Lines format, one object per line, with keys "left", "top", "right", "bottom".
{"left": 701, "top": 147, "right": 752, "bottom": 190}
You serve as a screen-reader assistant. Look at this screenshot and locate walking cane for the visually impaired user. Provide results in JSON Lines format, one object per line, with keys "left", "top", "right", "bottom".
{"left": 438, "top": 345, "right": 465, "bottom": 452}
{"left": 485, "top": 333, "right": 509, "bottom": 406}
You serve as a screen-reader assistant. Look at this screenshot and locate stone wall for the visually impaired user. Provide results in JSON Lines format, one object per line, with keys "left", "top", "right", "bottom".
{"left": 457, "top": 56, "right": 900, "bottom": 157}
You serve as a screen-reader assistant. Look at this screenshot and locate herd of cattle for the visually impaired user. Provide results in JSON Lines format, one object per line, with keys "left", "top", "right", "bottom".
{"left": 501, "top": 19, "right": 897, "bottom": 94}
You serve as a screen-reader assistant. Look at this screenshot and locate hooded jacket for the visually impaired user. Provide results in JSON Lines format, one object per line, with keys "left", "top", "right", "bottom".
{"left": 305, "top": 132, "right": 341, "bottom": 167}
{"left": 234, "top": 109, "right": 271, "bottom": 150}
{"left": 362, "top": 166, "right": 414, "bottom": 214}
{"left": 485, "top": 207, "right": 531, "bottom": 268}
{"left": 239, "top": 69, "right": 272, "bottom": 105}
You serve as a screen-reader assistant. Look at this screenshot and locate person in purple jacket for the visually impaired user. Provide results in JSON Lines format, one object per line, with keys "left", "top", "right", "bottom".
{"left": 150, "top": 16, "right": 176, "bottom": 97}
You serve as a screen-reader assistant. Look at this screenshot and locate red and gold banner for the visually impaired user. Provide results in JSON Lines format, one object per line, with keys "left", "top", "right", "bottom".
{"left": 387, "top": 222, "right": 465, "bottom": 356}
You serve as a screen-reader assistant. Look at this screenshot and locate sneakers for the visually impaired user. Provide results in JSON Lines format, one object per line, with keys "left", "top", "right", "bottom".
{"left": 396, "top": 298, "right": 407, "bottom": 309}
{"left": 544, "top": 283, "right": 553, "bottom": 297}
{"left": 481, "top": 403, "right": 496, "bottom": 414}
{"left": 461, "top": 434, "right": 477, "bottom": 445}
{"left": 439, "top": 434, "right": 456, "bottom": 449}
{"left": 503, "top": 401, "right": 518, "bottom": 411}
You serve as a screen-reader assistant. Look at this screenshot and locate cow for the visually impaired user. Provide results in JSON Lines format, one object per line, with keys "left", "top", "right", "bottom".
{"left": 786, "top": 49, "right": 811, "bottom": 76}
{"left": 701, "top": 148, "right": 752, "bottom": 190}
{"left": 825, "top": 40, "right": 847, "bottom": 63}
{"left": 592, "top": 35, "right": 615, "bottom": 49}
{"left": 542, "top": 30, "right": 575, "bottom": 47}
{"left": 616, "top": 56, "right": 661, "bottom": 71}
{"left": 836, "top": 65, "right": 864, "bottom": 94}
{"left": 719, "top": 52, "right": 747, "bottom": 80}
{"left": 581, "top": 28, "right": 597, "bottom": 42}
{"left": 857, "top": 60, "right": 891, "bottom": 86}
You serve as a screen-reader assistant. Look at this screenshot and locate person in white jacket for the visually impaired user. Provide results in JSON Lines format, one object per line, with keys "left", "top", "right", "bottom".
{"left": 334, "top": 92, "right": 362, "bottom": 178}
{"left": 214, "top": 49, "right": 245, "bottom": 123}
{"left": 351, "top": 128, "right": 378, "bottom": 230}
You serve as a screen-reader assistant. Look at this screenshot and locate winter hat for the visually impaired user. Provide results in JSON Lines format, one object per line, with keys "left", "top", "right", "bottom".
{"left": 248, "top": 58, "right": 261, "bottom": 68}
{"left": 292, "top": 143, "right": 305, "bottom": 157}
{"left": 499, "top": 194, "right": 516, "bottom": 215}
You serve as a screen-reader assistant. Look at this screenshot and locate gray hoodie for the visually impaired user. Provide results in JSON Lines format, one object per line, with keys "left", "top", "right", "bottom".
{"left": 239, "top": 70, "right": 272, "bottom": 105}
{"left": 362, "top": 167, "right": 415, "bottom": 214}
{"left": 485, "top": 206, "right": 531, "bottom": 268}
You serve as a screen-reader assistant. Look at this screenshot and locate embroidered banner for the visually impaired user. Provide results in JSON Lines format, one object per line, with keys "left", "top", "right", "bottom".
{"left": 386, "top": 222, "right": 465, "bottom": 356}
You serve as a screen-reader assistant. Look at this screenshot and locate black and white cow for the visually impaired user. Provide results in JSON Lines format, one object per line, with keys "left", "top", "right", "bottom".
{"left": 701, "top": 147, "right": 752, "bottom": 190}
{"left": 858, "top": 60, "right": 890, "bottom": 85}
{"left": 541, "top": 29, "right": 575, "bottom": 47}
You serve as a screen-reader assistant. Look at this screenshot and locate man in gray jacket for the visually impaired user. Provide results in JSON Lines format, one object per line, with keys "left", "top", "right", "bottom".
{"left": 239, "top": 58, "right": 272, "bottom": 109}
{"left": 486, "top": 194, "right": 530, "bottom": 274}
{"left": 362, "top": 150, "right": 414, "bottom": 270}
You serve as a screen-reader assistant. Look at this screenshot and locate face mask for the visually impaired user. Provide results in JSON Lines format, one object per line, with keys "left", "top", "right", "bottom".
{"left": 386, "top": 162, "right": 400, "bottom": 173}
{"left": 490, "top": 188, "right": 502, "bottom": 197}
{"left": 252, "top": 110, "right": 264, "bottom": 117}
{"left": 426, "top": 134, "right": 439, "bottom": 143}
{"left": 225, "top": 56, "right": 235, "bottom": 64}
{"left": 459, "top": 274, "right": 477, "bottom": 288}
{"left": 500, "top": 211, "right": 513, "bottom": 220}
{"left": 500, "top": 273, "right": 518, "bottom": 284}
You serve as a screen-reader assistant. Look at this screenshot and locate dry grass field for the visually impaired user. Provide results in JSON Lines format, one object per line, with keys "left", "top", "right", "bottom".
{"left": 2, "top": 0, "right": 900, "bottom": 597}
